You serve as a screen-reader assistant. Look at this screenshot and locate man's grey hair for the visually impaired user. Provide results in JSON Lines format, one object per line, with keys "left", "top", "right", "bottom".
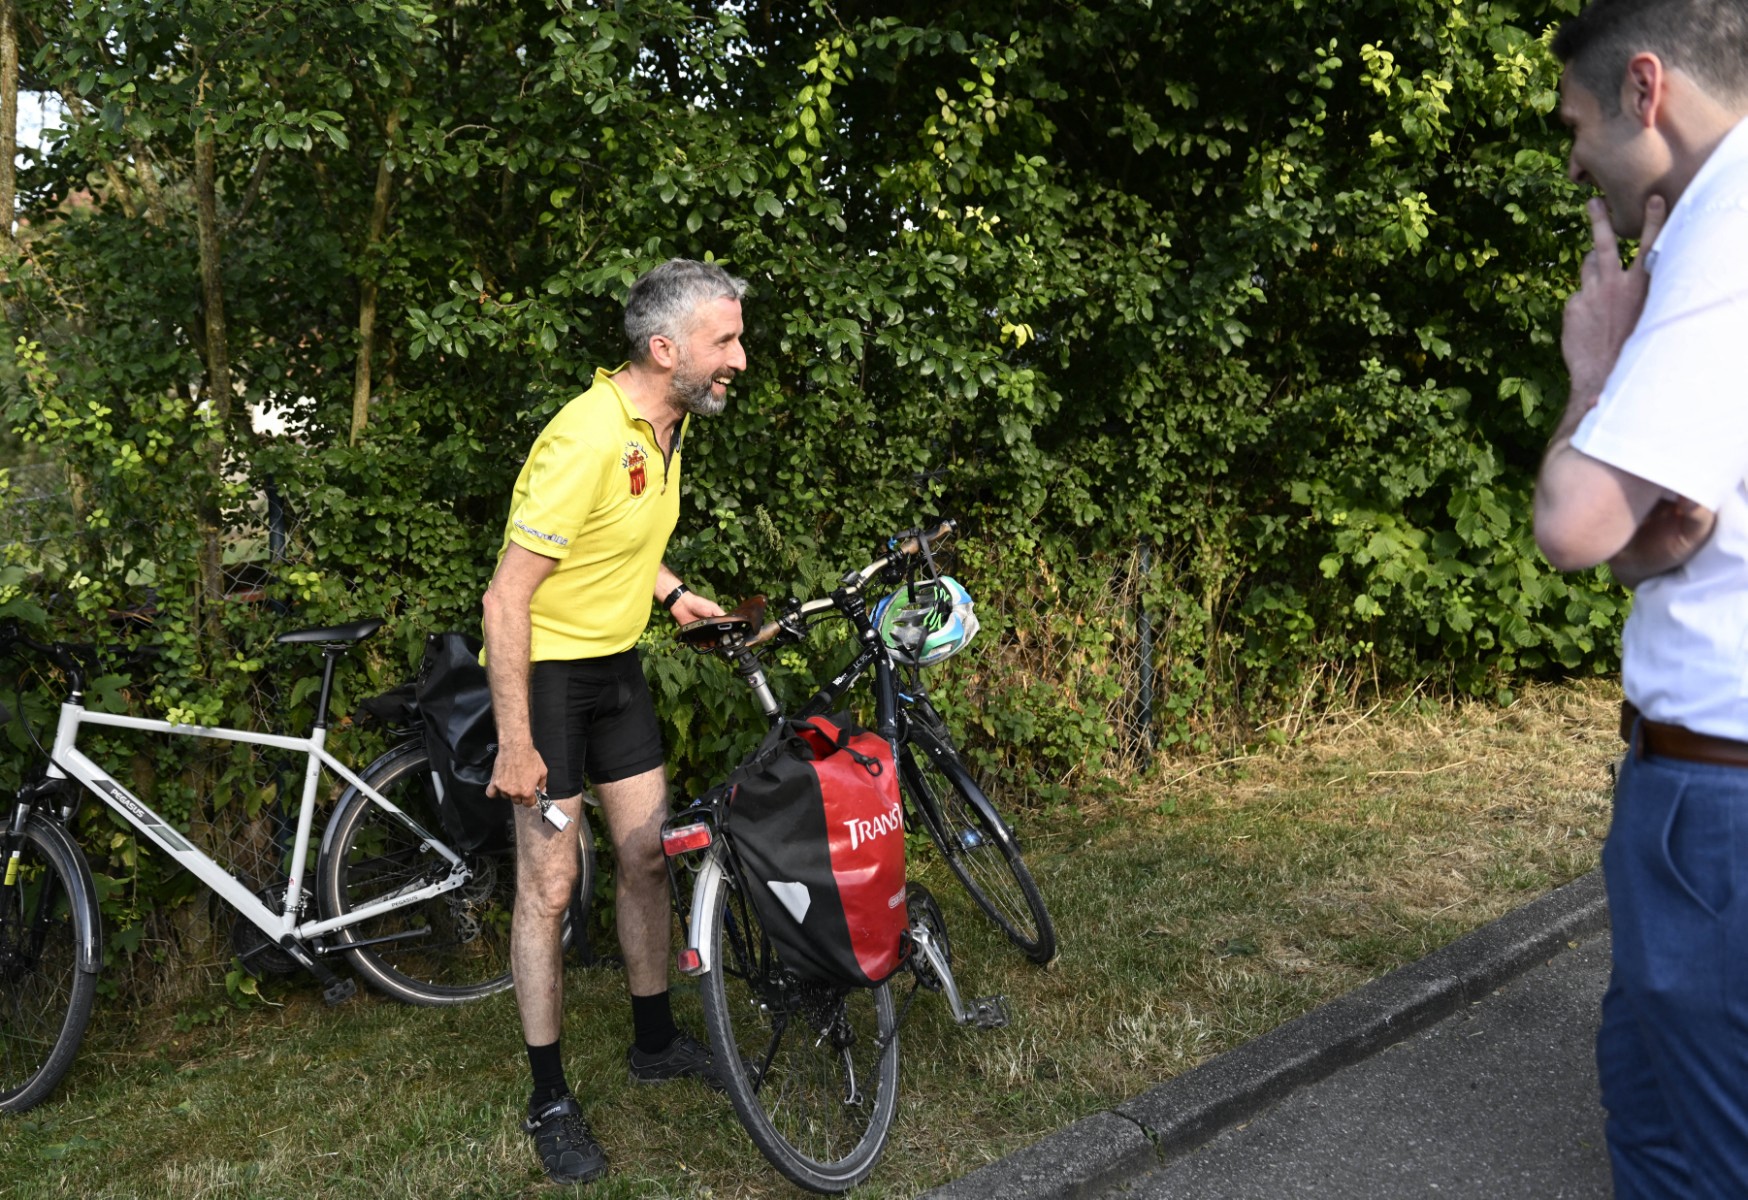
{"left": 1554, "top": 0, "right": 1748, "bottom": 114}
{"left": 623, "top": 259, "right": 748, "bottom": 363}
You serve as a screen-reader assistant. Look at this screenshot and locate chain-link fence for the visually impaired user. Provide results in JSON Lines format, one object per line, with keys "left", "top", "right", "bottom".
{"left": 962, "top": 535, "right": 1167, "bottom": 790}
{"left": 0, "top": 462, "right": 63, "bottom": 552}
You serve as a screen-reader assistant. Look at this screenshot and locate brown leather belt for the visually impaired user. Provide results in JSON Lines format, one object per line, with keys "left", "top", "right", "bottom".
{"left": 1620, "top": 701, "right": 1748, "bottom": 768}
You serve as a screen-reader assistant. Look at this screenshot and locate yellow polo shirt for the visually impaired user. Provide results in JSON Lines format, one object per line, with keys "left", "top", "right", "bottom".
{"left": 496, "top": 366, "right": 688, "bottom": 660}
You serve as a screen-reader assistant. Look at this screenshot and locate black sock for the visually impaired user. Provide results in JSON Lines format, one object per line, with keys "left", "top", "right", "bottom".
{"left": 630, "top": 990, "right": 679, "bottom": 1055}
{"left": 526, "top": 1040, "right": 569, "bottom": 1108}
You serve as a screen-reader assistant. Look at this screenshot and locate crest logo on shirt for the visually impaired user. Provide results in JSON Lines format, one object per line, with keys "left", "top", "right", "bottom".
{"left": 623, "top": 443, "right": 648, "bottom": 497}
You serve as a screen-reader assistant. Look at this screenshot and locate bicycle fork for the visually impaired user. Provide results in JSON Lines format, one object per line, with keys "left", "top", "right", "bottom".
{"left": 3, "top": 787, "right": 102, "bottom": 979}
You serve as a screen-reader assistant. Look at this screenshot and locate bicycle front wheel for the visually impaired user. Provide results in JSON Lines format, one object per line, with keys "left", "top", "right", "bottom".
{"left": 317, "top": 743, "right": 595, "bottom": 1005}
{"left": 902, "top": 716, "right": 1057, "bottom": 965}
{"left": 0, "top": 813, "right": 101, "bottom": 1113}
{"left": 698, "top": 860, "right": 899, "bottom": 1194}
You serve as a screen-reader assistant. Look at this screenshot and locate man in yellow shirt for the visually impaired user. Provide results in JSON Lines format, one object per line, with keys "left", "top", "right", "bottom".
{"left": 482, "top": 259, "right": 742, "bottom": 1186}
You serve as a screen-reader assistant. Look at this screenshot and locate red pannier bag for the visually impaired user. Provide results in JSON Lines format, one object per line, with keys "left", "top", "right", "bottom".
{"left": 721, "top": 713, "right": 908, "bottom": 987}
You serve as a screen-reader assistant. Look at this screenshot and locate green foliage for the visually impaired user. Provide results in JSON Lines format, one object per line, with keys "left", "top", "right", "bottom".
{"left": 0, "top": 0, "right": 1614, "bottom": 981}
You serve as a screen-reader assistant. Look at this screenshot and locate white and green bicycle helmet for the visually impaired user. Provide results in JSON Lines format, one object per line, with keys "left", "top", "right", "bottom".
{"left": 872, "top": 577, "right": 979, "bottom": 666}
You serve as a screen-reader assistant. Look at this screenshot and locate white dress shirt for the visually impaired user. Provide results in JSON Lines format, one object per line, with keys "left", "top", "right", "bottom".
{"left": 1572, "top": 116, "right": 1748, "bottom": 739}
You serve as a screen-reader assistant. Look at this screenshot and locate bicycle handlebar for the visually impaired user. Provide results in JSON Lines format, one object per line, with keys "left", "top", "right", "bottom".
{"left": 843, "top": 518, "right": 956, "bottom": 589}
{"left": 741, "top": 518, "right": 957, "bottom": 650}
{"left": 0, "top": 624, "right": 89, "bottom": 692}
{"left": 896, "top": 517, "right": 957, "bottom": 556}
{"left": 674, "top": 517, "right": 960, "bottom": 657}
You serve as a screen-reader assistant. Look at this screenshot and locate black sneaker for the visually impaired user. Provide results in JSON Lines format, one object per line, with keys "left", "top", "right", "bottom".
{"left": 522, "top": 1094, "right": 608, "bottom": 1186}
{"left": 627, "top": 1032, "right": 726, "bottom": 1091}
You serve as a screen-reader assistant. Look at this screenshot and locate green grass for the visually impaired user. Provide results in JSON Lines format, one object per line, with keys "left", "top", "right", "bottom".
{"left": 0, "top": 681, "right": 1618, "bottom": 1198}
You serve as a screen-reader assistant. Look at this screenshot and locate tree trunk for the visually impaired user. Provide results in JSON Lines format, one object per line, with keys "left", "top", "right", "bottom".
{"left": 349, "top": 103, "right": 402, "bottom": 445}
{"left": 0, "top": 0, "right": 17, "bottom": 248}
{"left": 130, "top": 137, "right": 167, "bottom": 228}
{"left": 193, "top": 114, "right": 230, "bottom": 640}
{"left": 188, "top": 97, "right": 233, "bottom": 965}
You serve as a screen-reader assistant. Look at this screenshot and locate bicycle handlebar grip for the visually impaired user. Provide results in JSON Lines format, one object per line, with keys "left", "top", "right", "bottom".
{"left": 894, "top": 517, "right": 956, "bottom": 557}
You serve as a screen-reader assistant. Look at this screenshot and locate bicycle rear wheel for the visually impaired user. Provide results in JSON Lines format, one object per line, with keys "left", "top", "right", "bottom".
{"left": 0, "top": 813, "right": 101, "bottom": 1113}
{"left": 698, "top": 860, "right": 899, "bottom": 1194}
{"left": 901, "top": 711, "right": 1057, "bottom": 965}
{"left": 317, "top": 743, "right": 595, "bottom": 1005}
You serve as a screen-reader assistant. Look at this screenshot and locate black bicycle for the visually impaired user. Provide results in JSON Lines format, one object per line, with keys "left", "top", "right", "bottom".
{"left": 659, "top": 519, "right": 1054, "bottom": 1192}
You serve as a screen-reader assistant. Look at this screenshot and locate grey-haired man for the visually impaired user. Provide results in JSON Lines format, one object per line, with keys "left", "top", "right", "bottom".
{"left": 482, "top": 259, "right": 743, "bottom": 1185}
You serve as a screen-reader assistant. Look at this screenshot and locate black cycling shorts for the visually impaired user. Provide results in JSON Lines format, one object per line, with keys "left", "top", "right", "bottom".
{"left": 528, "top": 649, "right": 665, "bottom": 795}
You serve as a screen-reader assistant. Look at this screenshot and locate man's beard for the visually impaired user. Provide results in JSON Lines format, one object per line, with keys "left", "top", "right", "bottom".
{"left": 672, "top": 357, "right": 728, "bottom": 416}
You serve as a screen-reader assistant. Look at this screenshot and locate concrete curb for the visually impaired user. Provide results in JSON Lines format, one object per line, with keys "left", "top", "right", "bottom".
{"left": 925, "top": 868, "right": 1610, "bottom": 1200}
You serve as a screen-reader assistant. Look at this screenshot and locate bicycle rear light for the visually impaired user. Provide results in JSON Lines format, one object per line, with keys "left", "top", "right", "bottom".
{"left": 676, "top": 947, "right": 703, "bottom": 975}
{"left": 662, "top": 821, "right": 712, "bottom": 857}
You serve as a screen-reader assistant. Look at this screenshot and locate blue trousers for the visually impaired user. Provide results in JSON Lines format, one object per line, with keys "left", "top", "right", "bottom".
{"left": 1600, "top": 741, "right": 1748, "bottom": 1198}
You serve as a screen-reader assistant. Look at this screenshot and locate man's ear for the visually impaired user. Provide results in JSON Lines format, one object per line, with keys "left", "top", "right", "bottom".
{"left": 1623, "top": 52, "right": 1666, "bottom": 128}
{"left": 646, "top": 333, "right": 679, "bottom": 370}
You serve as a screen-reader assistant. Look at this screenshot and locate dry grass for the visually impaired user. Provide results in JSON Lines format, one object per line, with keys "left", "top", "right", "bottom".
{"left": 1139, "top": 676, "right": 1618, "bottom": 930}
{"left": 0, "top": 680, "right": 1620, "bottom": 1199}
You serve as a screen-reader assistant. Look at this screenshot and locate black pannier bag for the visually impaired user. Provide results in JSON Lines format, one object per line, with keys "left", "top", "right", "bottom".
{"left": 721, "top": 714, "right": 907, "bottom": 988}
{"left": 414, "top": 631, "right": 510, "bottom": 853}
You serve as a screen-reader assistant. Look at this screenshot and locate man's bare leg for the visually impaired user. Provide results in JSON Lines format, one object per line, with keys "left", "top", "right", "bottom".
{"left": 595, "top": 765, "right": 718, "bottom": 1085}
{"left": 595, "top": 765, "right": 671, "bottom": 997}
{"left": 511, "top": 794, "right": 585, "bottom": 1045}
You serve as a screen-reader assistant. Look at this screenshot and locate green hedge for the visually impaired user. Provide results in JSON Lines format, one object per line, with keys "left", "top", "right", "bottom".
{"left": 0, "top": 0, "right": 1613, "bottom": 981}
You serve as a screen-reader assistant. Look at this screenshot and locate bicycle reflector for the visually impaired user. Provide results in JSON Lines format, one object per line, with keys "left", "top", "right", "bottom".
{"left": 872, "top": 576, "right": 980, "bottom": 665}
{"left": 662, "top": 821, "right": 712, "bottom": 857}
{"left": 676, "top": 947, "right": 704, "bottom": 976}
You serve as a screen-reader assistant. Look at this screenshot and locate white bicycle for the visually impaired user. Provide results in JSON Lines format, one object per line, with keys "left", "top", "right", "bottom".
{"left": 0, "top": 618, "right": 592, "bottom": 1113}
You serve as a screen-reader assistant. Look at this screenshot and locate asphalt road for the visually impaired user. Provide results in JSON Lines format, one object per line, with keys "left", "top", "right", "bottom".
{"left": 1106, "top": 931, "right": 1613, "bottom": 1199}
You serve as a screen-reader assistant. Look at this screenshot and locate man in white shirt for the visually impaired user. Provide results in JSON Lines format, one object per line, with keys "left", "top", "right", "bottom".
{"left": 1536, "top": 1, "right": 1748, "bottom": 1194}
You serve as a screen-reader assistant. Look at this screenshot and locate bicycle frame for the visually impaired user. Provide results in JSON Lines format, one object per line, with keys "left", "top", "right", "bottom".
{"left": 666, "top": 615, "right": 896, "bottom": 976}
{"left": 666, "top": 541, "right": 976, "bottom": 1000}
{"left": 654, "top": 522, "right": 1019, "bottom": 1190}
{"left": 40, "top": 697, "right": 469, "bottom": 950}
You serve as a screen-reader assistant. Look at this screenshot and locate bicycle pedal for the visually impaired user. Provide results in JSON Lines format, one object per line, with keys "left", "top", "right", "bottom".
{"left": 323, "top": 976, "right": 358, "bottom": 1006}
{"left": 969, "top": 994, "right": 1010, "bottom": 1029}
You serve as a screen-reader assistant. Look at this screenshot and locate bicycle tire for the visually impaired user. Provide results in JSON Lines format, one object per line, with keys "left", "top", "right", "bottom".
{"left": 698, "top": 859, "right": 899, "bottom": 1194}
{"left": 0, "top": 813, "right": 101, "bottom": 1113}
{"left": 317, "top": 743, "right": 595, "bottom": 1005}
{"left": 901, "top": 712, "right": 1057, "bottom": 965}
